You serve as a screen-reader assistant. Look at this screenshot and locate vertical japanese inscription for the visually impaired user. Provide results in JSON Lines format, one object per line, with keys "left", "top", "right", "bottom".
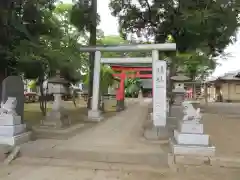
{"left": 153, "top": 60, "right": 167, "bottom": 126}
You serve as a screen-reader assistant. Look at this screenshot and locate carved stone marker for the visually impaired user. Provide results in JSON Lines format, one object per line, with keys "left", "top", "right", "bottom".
{"left": 0, "top": 97, "right": 31, "bottom": 146}
{"left": 170, "top": 101, "right": 215, "bottom": 156}
{"left": 2, "top": 76, "right": 24, "bottom": 120}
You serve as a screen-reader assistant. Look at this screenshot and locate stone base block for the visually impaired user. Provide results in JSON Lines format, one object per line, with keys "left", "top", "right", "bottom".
{"left": 44, "top": 110, "right": 71, "bottom": 128}
{"left": 144, "top": 126, "right": 169, "bottom": 141}
{"left": 174, "top": 130, "right": 209, "bottom": 145}
{"left": 0, "top": 132, "right": 31, "bottom": 146}
{"left": 0, "top": 124, "right": 26, "bottom": 136}
{"left": 178, "top": 121, "right": 203, "bottom": 134}
{"left": 88, "top": 110, "right": 103, "bottom": 122}
{"left": 0, "top": 115, "right": 21, "bottom": 126}
{"left": 170, "top": 138, "right": 215, "bottom": 156}
{"left": 174, "top": 155, "right": 210, "bottom": 165}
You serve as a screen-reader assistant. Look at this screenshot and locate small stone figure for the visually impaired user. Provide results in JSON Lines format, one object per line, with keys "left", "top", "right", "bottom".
{"left": 182, "top": 101, "right": 202, "bottom": 123}
{"left": 0, "top": 97, "right": 17, "bottom": 115}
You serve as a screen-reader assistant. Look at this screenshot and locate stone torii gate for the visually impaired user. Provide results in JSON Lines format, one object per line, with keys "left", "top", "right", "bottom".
{"left": 79, "top": 43, "right": 176, "bottom": 130}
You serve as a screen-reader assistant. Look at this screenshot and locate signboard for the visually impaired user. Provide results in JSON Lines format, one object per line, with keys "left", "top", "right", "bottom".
{"left": 152, "top": 60, "right": 167, "bottom": 126}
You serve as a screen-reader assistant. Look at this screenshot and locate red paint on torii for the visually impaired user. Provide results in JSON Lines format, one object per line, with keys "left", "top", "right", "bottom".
{"left": 110, "top": 65, "right": 152, "bottom": 100}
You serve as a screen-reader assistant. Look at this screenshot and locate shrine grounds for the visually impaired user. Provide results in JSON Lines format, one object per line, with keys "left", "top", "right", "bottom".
{"left": 1, "top": 100, "right": 240, "bottom": 179}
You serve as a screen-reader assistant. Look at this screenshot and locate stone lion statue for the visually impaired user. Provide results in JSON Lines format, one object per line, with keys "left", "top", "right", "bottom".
{"left": 0, "top": 97, "right": 17, "bottom": 115}
{"left": 182, "top": 101, "right": 201, "bottom": 123}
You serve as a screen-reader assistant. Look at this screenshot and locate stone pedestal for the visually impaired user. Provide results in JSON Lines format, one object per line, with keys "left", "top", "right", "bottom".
{"left": 0, "top": 114, "right": 31, "bottom": 146}
{"left": 42, "top": 94, "right": 71, "bottom": 129}
{"left": 144, "top": 113, "right": 169, "bottom": 141}
{"left": 43, "top": 109, "right": 70, "bottom": 128}
{"left": 170, "top": 121, "right": 215, "bottom": 156}
{"left": 144, "top": 126, "right": 169, "bottom": 140}
{"left": 88, "top": 110, "right": 103, "bottom": 122}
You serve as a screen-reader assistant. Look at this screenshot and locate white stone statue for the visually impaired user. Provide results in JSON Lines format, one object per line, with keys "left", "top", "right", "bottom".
{"left": 0, "top": 97, "right": 17, "bottom": 115}
{"left": 182, "top": 101, "right": 202, "bottom": 123}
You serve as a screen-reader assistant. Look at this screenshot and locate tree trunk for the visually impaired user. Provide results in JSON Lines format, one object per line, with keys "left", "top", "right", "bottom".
{"left": 87, "top": 0, "right": 97, "bottom": 109}
{"left": 39, "top": 76, "right": 47, "bottom": 116}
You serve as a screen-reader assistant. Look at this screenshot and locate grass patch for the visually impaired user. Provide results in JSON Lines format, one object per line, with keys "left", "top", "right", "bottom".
{"left": 24, "top": 101, "right": 117, "bottom": 127}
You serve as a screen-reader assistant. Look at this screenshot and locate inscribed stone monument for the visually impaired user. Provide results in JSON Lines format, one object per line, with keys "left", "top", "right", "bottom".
{"left": 152, "top": 60, "right": 167, "bottom": 126}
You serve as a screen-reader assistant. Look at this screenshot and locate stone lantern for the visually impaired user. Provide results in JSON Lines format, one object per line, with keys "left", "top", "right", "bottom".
{"left": 171, "top": 67, "right": 190, "bottom": 105}
{"left": 42, "top": 71, "right": 71, "bottom": 128}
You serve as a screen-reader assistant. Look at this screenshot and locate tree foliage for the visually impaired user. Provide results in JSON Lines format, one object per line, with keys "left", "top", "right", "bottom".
{"left": 109, "top": 0, "right": 240, "bottom": 79}
{"left": 110, "top": 0, "right": 239, "bottom": 55}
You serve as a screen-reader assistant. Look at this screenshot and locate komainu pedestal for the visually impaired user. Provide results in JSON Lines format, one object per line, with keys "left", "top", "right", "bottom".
{"left": 0, "top": 97, "right": 31, "bottom": 146}
{"left": 170, "top": 101, "right": 215, "bottom": 156}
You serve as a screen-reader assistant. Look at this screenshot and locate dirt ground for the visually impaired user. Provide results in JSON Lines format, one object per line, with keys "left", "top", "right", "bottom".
{"left": 202, "top": 102, "right": 240, "bottom": 158}
{"left": 0, "top": 163, "right": 240, "bottom": 180}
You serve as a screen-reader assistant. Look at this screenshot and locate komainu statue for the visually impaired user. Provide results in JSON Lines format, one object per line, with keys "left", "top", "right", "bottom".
{"left": 0, "top": 97, "right": 17, "bottom": 115}
{"left": 182, "top": 101, "right": 202, "bottom": 123}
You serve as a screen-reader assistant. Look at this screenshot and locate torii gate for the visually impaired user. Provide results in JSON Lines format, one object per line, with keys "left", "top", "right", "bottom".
{"left": 79, "top": 43, "right": 176, "bottom": 128}
{"left": 110, "top": 65, "right": 152, "bottom": 110}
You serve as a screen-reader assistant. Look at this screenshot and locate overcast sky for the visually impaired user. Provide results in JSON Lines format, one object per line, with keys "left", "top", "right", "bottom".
{"left": 63, "top": 0, "right": 240, "bottom": 77}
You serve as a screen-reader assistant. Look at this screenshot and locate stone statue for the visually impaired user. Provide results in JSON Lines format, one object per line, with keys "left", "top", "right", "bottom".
{"left": 182, "top": 101, "right": 202, "bottom": 123}
{"left": 0, "top": 97, "right": 17, "bottom": 115}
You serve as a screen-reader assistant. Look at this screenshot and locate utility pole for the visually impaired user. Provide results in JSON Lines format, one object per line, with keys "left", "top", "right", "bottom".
{"left": 87, "top": 0, "right": 97, "bottom": 108}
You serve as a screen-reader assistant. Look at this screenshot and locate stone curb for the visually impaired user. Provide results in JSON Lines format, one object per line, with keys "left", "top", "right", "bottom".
{"left": 168, "top": 153, "right": 240, "bottom": 169}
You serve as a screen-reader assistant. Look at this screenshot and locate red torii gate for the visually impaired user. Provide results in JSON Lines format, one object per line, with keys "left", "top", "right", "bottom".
{"left": 110, "top": 65, "right": 152, "bottom": 110}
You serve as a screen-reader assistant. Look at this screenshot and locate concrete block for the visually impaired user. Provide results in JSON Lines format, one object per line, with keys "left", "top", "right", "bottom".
{"left": 0, "top": 124, "right": 26, "bottom": 136}
{"left": 178, "top": 121, "right": 203, "bottom": 134}
{"left": 170, "top": 138, "right": 215, "bottom": 156}
{"left": 174, "top": 130, "right": 209, "bottom": 145}
{"left": 0, "top": 115, "right": 21, "bottom": 126}
{"left": 144, "top": 126, "right": 169, "bottom": 140}
{"left": 0, "top": 132, "right": 31, "bottom": 146}
{"left": 88, "top": 110, "right": 103, "bottom": 122}
{"left": 175, "top": 155, "right": 210, "bottom": 165}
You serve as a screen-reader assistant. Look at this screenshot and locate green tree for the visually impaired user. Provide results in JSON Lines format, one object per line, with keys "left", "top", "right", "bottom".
{"left": 109, "top": 0, "right": 239, "bottom": 56}
{"left": 109, "top": 0, "right": 239, "bottom": 79}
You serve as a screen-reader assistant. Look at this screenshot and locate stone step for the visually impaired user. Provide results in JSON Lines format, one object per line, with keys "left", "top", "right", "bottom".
{"left": 12, "top": 157, "right": 170, "bottom": 174}
{"left": 20, "top": 148, "right": 169, "bottom": 167}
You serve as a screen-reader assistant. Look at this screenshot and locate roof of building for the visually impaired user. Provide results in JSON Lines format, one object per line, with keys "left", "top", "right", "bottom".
{"left": 207, "top": 70, "right": 240, "bottom": 82}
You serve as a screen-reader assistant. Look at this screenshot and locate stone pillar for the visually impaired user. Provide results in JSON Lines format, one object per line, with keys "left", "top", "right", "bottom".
{"left": 144, "top": 51, "right": 169, "bottom": 140}
{"left": 52, "top": 94, "right": 61, "bottom": 111}
{"left": 152, "top": 50, "right": 167, "bottom": 126}
{"left": 88, "top": 51, "right": 103, "bottom": 121}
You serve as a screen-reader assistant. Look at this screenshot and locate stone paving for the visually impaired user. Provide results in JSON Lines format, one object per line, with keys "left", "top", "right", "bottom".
{"left": 18, "top": 100, "right": 167, "bottom": 166}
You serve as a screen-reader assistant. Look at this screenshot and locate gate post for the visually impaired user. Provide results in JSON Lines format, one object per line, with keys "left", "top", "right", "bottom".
{"left": 88, "top": 51, "right": 102, "bottom": 121}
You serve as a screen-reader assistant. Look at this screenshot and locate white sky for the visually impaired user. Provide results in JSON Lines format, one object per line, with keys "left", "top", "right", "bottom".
{"left": 63, "top": 0, "right": 240, "bottom": 77}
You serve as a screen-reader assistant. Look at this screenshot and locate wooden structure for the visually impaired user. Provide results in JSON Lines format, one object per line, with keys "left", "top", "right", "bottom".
{"left": 206, "top": 72, "right": 240, "bottom": 102}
